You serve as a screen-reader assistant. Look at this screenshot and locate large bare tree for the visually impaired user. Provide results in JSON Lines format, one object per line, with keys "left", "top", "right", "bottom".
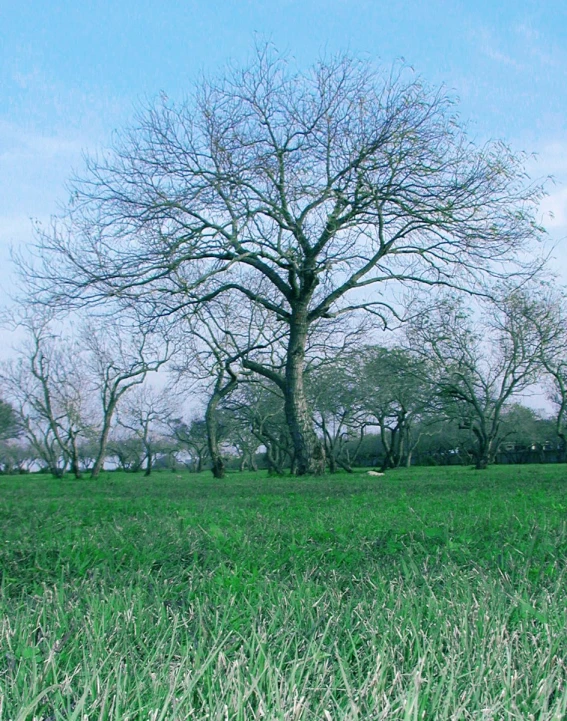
{"left": 20, "top": 48, "right": 547, "bottom": 474}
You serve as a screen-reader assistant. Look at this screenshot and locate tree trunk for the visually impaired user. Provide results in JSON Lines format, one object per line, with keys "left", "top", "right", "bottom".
{"left": 265, "top": 442, "right": 284, "bottom": 475}
{"left": 391, "top": 427, "right": 402, "bottom": 468}
{"left": 91, "top": 400, "right": 117, "bottom": 478}
{"left": 51, "top": 461, "right": 65, "bottom": 478}
{"left": 472, "top": 424, "right": 494, "bottom": 470}
{"left": 206, "top": 389, "right": 225, "bottom": 479}
{"left": 284, "top": 316, "right": 326, "bottom": 475}
{"left": 211, "top": 453, "right": 225, "bottom": 478}
{"left": 475, "top": 454, "right": 489, "bottom": 470}
{"left": 474, "top": 437, "right": 492, "bottom": 470}
{"left": 328, "top": 453, "right": 337, "bottom": 474}
{"left": 379, "top": 423, "right": 394, "bottom": 472}
{"left": 70, "top": 450, "right": 82, "bottom": 479}
{"left": 558, "top": 432, "right": 566, "bottom": 463}
{"left": 321, "top": 420, "right": 337, "bottom": 473}
{"left": 392, "top": 416, "right": 409, "bottom": 468}
{"left": 336, "top": 455, "right": 354, "bottom": 473}
{"left": 205, "top": 367, "right": 238, "bottom": 480}
{"left": 144, "top": 444, "right": 152, "bottom": 476}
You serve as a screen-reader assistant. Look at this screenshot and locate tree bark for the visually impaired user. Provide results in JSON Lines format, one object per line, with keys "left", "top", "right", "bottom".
{"left": 474, "top": 436, "right": 495, "bottom": 469}
{"left": 473, "top": 424, "right": 499, "bottom": 469}
{"left": 144, "top": 444, "right": 152, "bottom": 476}
{"left": 91, "top": 398, "right": 118, "bottom": 479}
{"left": 475, "top": 453, "right": 489, "bottom": 470}
{"left": 206, "top": 388, "right": 226, "bottom": 479}
{"left": 69, "top": 441, "right": 82, "bottom": 479}
{"left": 205, "top": 368, "right": 238, "bottom": 479}
{"left": 379, "top": 419, "right": 395, "bottom": 471}
{"left": 284, "top": 315, "right": 326, "bottom": 475}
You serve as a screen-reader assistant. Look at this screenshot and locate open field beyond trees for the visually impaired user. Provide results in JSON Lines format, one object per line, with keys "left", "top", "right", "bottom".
{"left": 2, "top": 465, "right": 567, "bottom": 719}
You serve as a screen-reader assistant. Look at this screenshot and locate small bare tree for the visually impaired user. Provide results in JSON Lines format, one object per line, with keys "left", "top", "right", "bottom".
{"left": 406, "top": 288, "right": 550, "bottom": 469}
{"left": 307, "top": 357, "right": 368, "bottom": 472}
{"left": 117, "top": 385, "right": 172, "bottom": 476}
{"left": 1, "top": 317, "right": 93, "bottom": 477}
{"left": 222, "top": 417, "right": 260, "bottom": 472}
{"left": 171, "top": 295, "right": 281, "bottom": 478}
{"left": 168, "top": 417, "right": 210, "bottom": 473}
{"left": 83, "top": 318, "right": 170, "bottom": 478}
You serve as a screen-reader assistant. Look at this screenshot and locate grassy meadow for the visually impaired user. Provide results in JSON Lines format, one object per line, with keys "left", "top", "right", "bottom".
{"left": 1, "top": 464, "right": 567, "bottom": 719}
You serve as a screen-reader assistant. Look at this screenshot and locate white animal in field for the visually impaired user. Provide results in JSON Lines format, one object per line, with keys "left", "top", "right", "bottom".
{"left": 367, "top": 471, "right": 384, "bottom": 477}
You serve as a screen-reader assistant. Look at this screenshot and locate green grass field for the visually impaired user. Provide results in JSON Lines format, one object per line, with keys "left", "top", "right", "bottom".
{"left": 1, "top": 465, "right": 567, "bottom": 720}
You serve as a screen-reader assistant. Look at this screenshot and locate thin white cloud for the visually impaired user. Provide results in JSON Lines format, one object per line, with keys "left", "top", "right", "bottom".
{"left": 514, "top": 22, "right": 563, "bottom": 68}
{"left": 483, "top": 45, "right": 524, "bottom": 70}
{"left": 529, "top": 142, "right": 567, "bottom": 178}
{"left": 0, "top": 121, "right": 88, "bottom": 227}
{"left": 474, "top": 26, "right": 525, "bottom": 70}
{"left": 540, "top": 187, "right": 567, "bottom": 230}
{"left": 526, "top": 141, "right": 567, "bottom": 280}
{"left": 515, "top": 23, "right": 541, "bottom": 43}
{"left": 0, "top": 120, "right": 84, "bottom": 159}
{"left": 474, "top": 20, "right": 566, "bottom": 77}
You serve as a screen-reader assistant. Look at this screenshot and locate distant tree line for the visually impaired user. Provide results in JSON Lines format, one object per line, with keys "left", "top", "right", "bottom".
{"left": 1, "top": 284, "right": 566, "bottom": 476}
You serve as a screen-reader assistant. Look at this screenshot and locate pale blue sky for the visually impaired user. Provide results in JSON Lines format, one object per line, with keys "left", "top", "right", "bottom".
{"left": 1, "top": 0, "right": 567, "bottom": 301}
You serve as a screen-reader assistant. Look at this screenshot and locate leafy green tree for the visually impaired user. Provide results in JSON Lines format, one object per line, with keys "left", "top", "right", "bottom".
{"left": 530, "top": 290, "right": 567, "bottom": 462}
{"left": 500, "top": 404, "right": 554, "bottom": 447}
{"left": 224, "top": 381, "right": 292, "bottom": 475}
{"left": 359, "top": 347, "right": 434, "bottom": 470}
{"left": 0, "top": 441, "right": 35, "bottom": 474}
{"left": 107, "top": 435, "right": 145, "bottom": 472}
{"left": 0, "top": 400, "right": 20, "bottom": 442}
{"left": 407, "top": 290, "right": 550, "bottom": 469}
{"left": 169, "top": 418, "right": 211, "bottom": 473}
{"left": 307, "top": 357, "right": 368, "bottom": 472}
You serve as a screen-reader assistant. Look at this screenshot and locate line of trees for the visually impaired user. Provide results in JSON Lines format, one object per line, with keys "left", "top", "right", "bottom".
{"left": 1, "top": 284, "right": 566, "bottom": 475}
{"left": 0, "top": 313, "right": 170, "bottom": 477}
{"left": 6, "top": 46, "right": 566, "bottom": 476}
